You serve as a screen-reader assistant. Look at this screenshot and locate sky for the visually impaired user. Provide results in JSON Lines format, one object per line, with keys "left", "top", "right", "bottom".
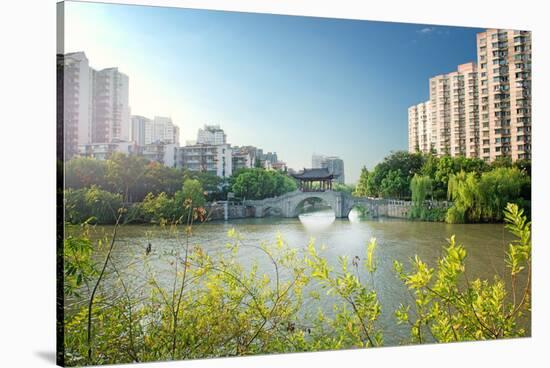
{"left": 64, "top": 1, "right": 484, "bottom": 183}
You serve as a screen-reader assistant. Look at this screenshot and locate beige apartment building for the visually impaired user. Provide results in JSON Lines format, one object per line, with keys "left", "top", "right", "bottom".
{"left": 408, "top": 29, "right": 531, "bottom": 162}
{"left": 476, "top": 29, "right": 531, "bottom": 161}
{"left": 427, "top": 62, "right": 478, "bottom": 157}
{"left": 408, "top": 101, "right": 432, "bottom": 153}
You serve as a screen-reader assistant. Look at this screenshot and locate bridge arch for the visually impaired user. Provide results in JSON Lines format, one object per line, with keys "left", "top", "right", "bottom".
{"left": 292, "top": 195, "right": 336, "bottom": 217}
{"left": 245, "top": 190, "right": 383, "bottom": 219}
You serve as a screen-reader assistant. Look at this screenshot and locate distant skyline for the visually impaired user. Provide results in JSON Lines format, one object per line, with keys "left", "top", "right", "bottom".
{"left": 64, "top": 1, "right": 485, "bottom": 183}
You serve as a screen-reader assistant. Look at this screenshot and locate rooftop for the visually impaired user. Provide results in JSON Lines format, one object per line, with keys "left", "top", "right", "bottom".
{"left": 292, "top": 168, "right": 334, "bottom": 180}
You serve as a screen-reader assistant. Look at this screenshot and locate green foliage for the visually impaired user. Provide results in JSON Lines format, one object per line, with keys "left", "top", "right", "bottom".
{"left": 231, "top": 168, "right": 297, "bottom": 200}
{"left": 184, "top": 171, "right": 226, "bottom": 201}
{"left": 364, "top": 151, "right": 425, "bottom": 198}
{"left": 65, "top": 231, "right": 383, "bottom": 365}
{"left": 63, "top": 205, "right": 530, "bottom": 365}
{"left": 333, "top": 183, "right": 354, "bottom": 194}
{"left": 353, "top": 167, "right": 370, "bottom": 197}
{"left": 305, "top": 239, "right": 382, "bottom": 348}
{"left": 65, "top": 186, "right": 123, "bottom": 224}
{"left": 446, "top": 171, "right": 481, "bottom": 223}
{"left": 410, "top": 175, "right": 432, "bottom": 206}
{"left": 65, "top": 157, "right": 108, "bottom": 190}
{"left": 446, "top": 167, "right": 530, "bottom": 223}
{"left": 409, "top": 175, "right": 445, "bottom": 221}
{"left": 65, "top": 155, "right": 187, "bottom": 202}
{"left": 64, "top": 223, "right": 97, "bottom": 297}
{"left": 106, "top": 153, "right": 151, "bottom": 202}
{"left": 380, "top": 169, "right": 407, "bottom": 198}
{"left": 179, "top": 179, "right": 206, "bottom": 209}
{"left": 432, "top": 155, "right": 488, "bottom": 200}
{"left": 134, "top": 179, "right": 206, "bottom": 223}
{"left": 395, "top": 203, "right": 530, "bottom": 343}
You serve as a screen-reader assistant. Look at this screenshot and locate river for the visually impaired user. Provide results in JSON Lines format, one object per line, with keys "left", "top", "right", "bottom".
{"left": 72, "top": 208, "right": 523, "bottom": 346}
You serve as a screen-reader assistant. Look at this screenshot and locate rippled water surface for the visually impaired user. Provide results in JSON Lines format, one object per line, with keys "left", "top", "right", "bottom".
{"left": 73, "top": 209, "right": 521, "bottom": 345}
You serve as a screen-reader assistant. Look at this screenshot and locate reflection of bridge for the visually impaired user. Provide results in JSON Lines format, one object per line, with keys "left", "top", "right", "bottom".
{"left": 243, "top": 190, "right": 390, "bottom": 218}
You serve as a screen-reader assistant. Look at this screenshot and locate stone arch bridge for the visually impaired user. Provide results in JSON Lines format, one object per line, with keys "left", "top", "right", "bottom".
{"left": 243, "top": 190, "right": 400, "bottom": 218}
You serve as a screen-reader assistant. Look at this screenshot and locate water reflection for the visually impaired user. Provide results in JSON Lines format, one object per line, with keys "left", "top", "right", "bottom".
{"left": 298, "top": 209, "right": 335, "bottom": 230}
{"left": 348, "top": 207, "right": 363, "bottom": 223}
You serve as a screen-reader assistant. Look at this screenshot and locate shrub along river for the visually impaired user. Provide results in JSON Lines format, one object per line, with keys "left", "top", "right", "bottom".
{"left": 69, "top": 208, "right": 526, "bottom": 346}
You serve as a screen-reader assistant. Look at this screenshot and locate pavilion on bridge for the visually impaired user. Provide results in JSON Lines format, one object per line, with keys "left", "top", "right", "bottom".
{"left": 291, "top": 168, "right": 334, "bottom": 192}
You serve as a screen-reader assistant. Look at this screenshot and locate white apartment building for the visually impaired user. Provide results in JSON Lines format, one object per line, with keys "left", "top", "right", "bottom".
{"left": 197, "top": 125, "right": 227, "bottom": 145}
{"left": 130, "top": 115, "right": 149, "bottom": 146}
{"left": 92, "top": 67, "right": 130, "bottom": 143}
{"left": 131, "top": 115, "right": 180, "bottom": 146}
{"left": 408, "top": 101, "right": 432, "bottom": 154}
{"left": 141, "top": 143, "right": 178, "bottom": 168}
{"left": 61, "top": 52, "right": 93, "bottom": 157}
{"left": 78, "top": 141, "right": 138, "bottom": 160}
{"left": 177, "top": 144, "right": 232, "bottom": 178}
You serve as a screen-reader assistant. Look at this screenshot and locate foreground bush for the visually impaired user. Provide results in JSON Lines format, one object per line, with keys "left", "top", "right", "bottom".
{"left": 63, "top": 204, "right": 530, "bottom": 366}
{"left": 64, "top": 186, "right": 123, "bottom": 224}
{"left": 396, "top": 203, "right": 530, "bottom": 342}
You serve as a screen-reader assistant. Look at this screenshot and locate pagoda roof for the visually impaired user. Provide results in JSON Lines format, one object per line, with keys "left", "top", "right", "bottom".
{"left": 292, "top": 168, "right": 334, "bottom": 180}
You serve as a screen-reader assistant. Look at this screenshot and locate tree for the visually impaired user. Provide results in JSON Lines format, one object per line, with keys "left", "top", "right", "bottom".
{"left": 432, "top": 155, "right": 488, "bottom": 200}
{"left": 333, "top": 183, "right": 354, "bottom": 194}
{"left": 65, "top": 186, "right": 123, "bottom": 224}
{"left": 364, "top": 151, "right": 425, "bottom": 198}
{"left": 180, "top": 179, "right": 206, "bottom": 209}
{"left": 380, "top": 170, "right": 407, "bottom": 198}
{"left": 478, "top": 167, "right": 528, "bottom": 221}
{"left": 410, "top": 174, "right": 433, "bottom": 205}
{"left": 446, "top": 167, "right": 529, "bottom": 223}
{"left": 65, "top": 157, "right": 108, "bottom": 189}
{"left": 353, "top": 167, "right": 370, "bottom": 197}
{"left": 491, "top": 155, "right": 513, "bottom": 168}
{"left": 446, "top": 171, "right": 481, "bottom": 223}
{"left": 184, "top": 170, "right": 225, "bottom": 201}
{"left": 231, "top": 168, "right": 297, "bottom": 200}
{"left": 106, "top": 153, "right": 150, "bottom": 202}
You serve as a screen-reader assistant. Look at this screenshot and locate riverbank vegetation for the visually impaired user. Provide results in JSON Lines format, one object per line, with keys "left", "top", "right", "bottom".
{"left": 354, "top": 151, "right": 531, "bottom": 223}
{"left": 62, "top": 202, "right": 531, "bottom": 366}
{"left": 64, "top": 151, "right": 531, "bottom": 225}
{"left": 64, "top": 155, "right": 297, "bottom": 225}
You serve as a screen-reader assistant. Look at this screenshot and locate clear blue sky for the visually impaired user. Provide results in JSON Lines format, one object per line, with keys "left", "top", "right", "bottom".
{"left": 65, "top": 1, "right": 484, "bottom": 183}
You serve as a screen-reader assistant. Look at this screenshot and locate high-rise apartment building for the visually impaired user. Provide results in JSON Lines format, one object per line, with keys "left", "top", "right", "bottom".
{"left": 408, "top": 29, "right": 531, "bottom": 162}
{"left": 60, "top": 52, "right": 94, "bottom": 158}
{"left": 311, "top": 154, "right": 345, "bottom": 184}
{"left": 312, "top": 154, "right": 325, "bottom": 169}
{"left": 92, "top": 67, "right": 130, "bottom": 143}
{"left": 131, "top": 115, "right": 180, "bottom": 146}
{"left": 130, "top": 115, "right": 150, "bottom": 146}
{"left": 147, "top": 116, "right": 179, "bottom": 145}
{"left": 408, "top": 101, "right": 432, "bottom": 153}
{"left": 476, "top": 29, "right": 531, "bottom": 161}
{"left": 197, "top": 125, "right": 227, "bottom": 145}
{"left": 322, "top": 157, "right": 345, "bottom": 184}
{"left": 428, "top": 62, "right": 478, "bottom": 157}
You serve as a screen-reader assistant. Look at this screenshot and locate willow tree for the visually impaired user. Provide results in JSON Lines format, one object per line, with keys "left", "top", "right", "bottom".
{"left": 446, "top": 171, "right": 481, "bottom": 223}
{"left": 409, "top": 174, "right": 433, "bottom": 219}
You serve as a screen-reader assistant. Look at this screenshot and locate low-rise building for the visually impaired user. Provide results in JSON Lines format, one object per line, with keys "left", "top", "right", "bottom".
{"left": 141, "top": 143, "right": 177, "bottom": 167}
{"left": 177, "top": 144, "right": 232, "bottom": 178}
{"left": 77, "top": 141, "right": 138, "bottom": 160}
